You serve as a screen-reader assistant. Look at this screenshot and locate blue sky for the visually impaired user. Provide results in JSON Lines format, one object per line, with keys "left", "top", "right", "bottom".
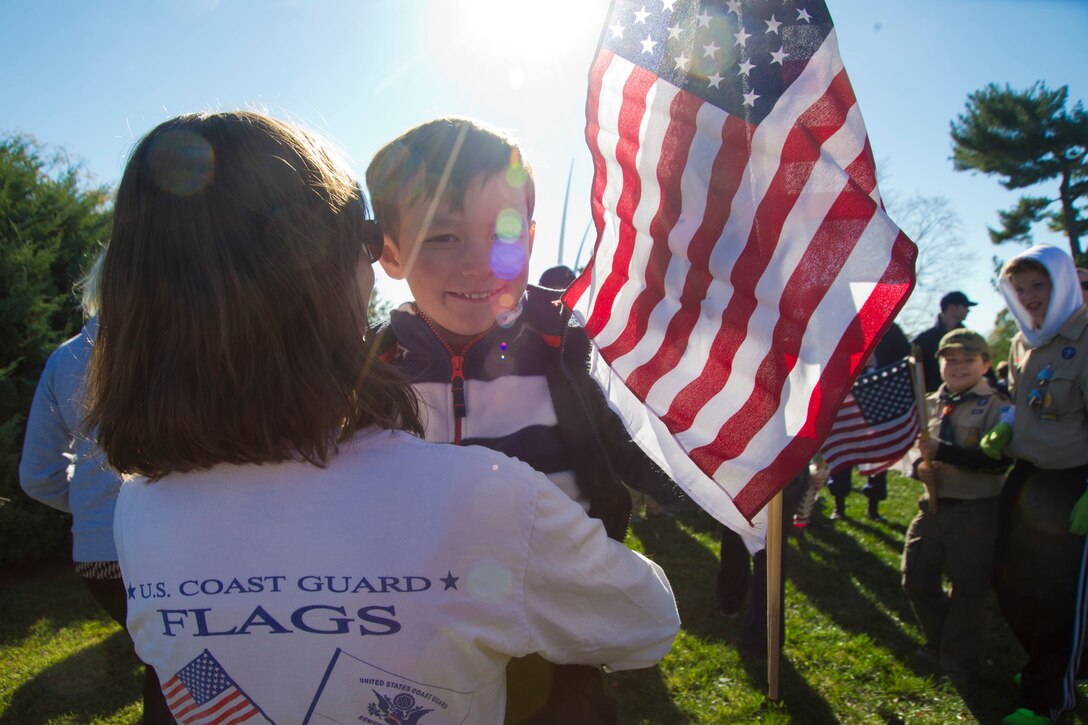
{"left": 2, "top": 0, "right": 1086, "bottom": 336}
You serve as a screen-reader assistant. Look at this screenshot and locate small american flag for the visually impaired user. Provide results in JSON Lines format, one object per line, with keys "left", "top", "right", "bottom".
{"left": 563, "top": 0, "right": 915, "bottom": 544}
{"left": 162, "top": 649, "right": 270, "bottom": 725}
{"left": 820, "top": 358, "right": 919, "bottom": 475}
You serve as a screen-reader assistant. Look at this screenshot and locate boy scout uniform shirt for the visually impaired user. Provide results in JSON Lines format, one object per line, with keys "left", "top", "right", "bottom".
{"left": 1007, "top": 305, "right": 1088, "bottom": 470}
{"left": 926, "top": 380, "right": 1007, "bottom": 500}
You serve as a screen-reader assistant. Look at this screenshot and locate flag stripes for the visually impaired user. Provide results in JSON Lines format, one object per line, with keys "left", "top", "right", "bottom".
{"left": 565, "top": 3, "right": 916, "bottom": 536}
{"left": 163, "top": 676, "right": 260, "bottom": 725}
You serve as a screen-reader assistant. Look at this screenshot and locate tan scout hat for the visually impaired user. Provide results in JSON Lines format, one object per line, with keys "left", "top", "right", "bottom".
{"left": 937, "top": 328, "right": 989, "bottom": 358}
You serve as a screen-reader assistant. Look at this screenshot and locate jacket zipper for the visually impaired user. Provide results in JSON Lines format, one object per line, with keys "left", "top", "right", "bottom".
{"left": 412, "top": 306, "right": 494, "bottom": 444}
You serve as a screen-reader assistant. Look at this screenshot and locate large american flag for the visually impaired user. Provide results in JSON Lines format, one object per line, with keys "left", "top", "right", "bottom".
{"left": 820, "top": 358, "right": 919, "bottom": 475}
{"left": 162, "top": 649, "right": 270, "bottom": 725}
{"left": 563, "top": 0, "right": 916, "bottom": 547}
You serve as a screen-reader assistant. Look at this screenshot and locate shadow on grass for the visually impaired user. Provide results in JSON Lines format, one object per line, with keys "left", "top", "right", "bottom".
{"left": 787, "top": 519, "right": 919, "bottom": 655}
{"left": 736, "top": 652, "right": 840, "bottom": 724}
{"left": 629, "top": 513, "right": 725, "bottom": 642}
{"left": 0, "top": 562, "right": 108, "bottom": 646}
{"left": 626, "top": 513, "right": 840, "bottom": 722}
{"left": 610, "top": 663, "right": 686, "bottom": 724}
{"left": 0, "top": 628, "right": 142, "bottom": 725}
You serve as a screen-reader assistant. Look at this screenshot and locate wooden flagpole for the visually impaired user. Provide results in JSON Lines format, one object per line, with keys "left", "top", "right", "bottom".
{"left": 910, "top": 345, "right": 937, "bottom": 513}
{"left": 766, "top": 489, "right": 784, "bottom": 699}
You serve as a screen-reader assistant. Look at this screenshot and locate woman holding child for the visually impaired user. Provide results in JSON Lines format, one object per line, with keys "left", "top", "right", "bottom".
{"left": 89, "top": 111, "right": 679, "bottom": 724}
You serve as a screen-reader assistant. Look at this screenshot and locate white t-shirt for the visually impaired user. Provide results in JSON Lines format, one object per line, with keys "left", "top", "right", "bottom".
{"left": 115, "top": 428, "right": 679, "bottom": 725}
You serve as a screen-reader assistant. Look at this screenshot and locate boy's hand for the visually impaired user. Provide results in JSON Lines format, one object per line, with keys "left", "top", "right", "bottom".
{"left": 917, "top": 460, "right": 937, "bottom": 486}
{"left": 980, "top": 422, "right": 1013, "bottom": 459}
{"left": 1070, "top": 488, "right": 1088, "bottom": 535}
{"left": 918, "top": 438, "right": 939, "bottom": 460}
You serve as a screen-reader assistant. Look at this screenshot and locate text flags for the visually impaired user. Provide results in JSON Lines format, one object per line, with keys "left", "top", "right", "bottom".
{"left": 563, "top": 0, "right": 916, "bottom": 549}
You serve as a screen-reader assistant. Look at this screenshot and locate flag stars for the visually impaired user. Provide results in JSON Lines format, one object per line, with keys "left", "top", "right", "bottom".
{"left": 743, "top": 90, "right": 760, "bottom": 107}
{"left": 770, "top": 47, "right": 789, "bottom": 65}
{"left": 765, "top": 14, "right": 782, "bottom": 34}
{"left": 696, "top": 9, "right": 712, "bottom": 27}
{"left": 707, "top": 71, "right": 724, "bottom": 89}
{"left": 609, "top": 20, "right": 626, "bottom": 39}
{"left": 633, "top": 5, "right": 651, "bottom": 23}
{"left": 661, "top": 0, "right": 677, "bottom": 10}
{"left": 641, "top": 35, "right": 658, "bottom": 54}
{"left": 726, "top": 0, "right": 742, "bottom": 15}
{"left": 674, "top": 52, "right": 691, "bottom": 71}
{"left": 737, "top": 57, "right": 755, "bottom": 76}
{"left": 797, "top": 7, "right": 813, "bottom": 23}
{"left": 702, "top": 40, "right": 720, "bottom": 59}
{"left": 667, "top": 23, "right": 682, "bottom": 40}
{"left": 734, "top": 27, "right": 751, "bottom": 47}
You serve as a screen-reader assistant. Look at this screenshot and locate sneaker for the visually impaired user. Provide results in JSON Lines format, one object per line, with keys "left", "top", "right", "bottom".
{"left": 867, "top": 512, "right": 887, "bottom": 523}
{"left": 830, "top": 510, "right": 845, "bottom": 521}
{"left": 1000, "top": 708, "right": 1050, "bottom": 725}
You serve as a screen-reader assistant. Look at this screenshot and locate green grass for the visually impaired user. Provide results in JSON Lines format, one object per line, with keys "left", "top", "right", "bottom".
{"left": 2, "top": 472, "right": 1086, "bottom": 723}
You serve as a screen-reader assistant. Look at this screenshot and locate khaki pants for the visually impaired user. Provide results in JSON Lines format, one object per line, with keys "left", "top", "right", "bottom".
{"left": 901, "top": 496, "right": 1000, "bottom": 676}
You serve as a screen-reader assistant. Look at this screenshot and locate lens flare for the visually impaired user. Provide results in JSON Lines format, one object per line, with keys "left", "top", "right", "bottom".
{"left": 494, "top": 297, "right": 522, "bottom": 328}
{"left": 505, "top": 161, "right": 528, "bottom": 190}
{"left": 490, "top": 239, "right": 526, "bottom": 281}
{"left": 467, "top": 559, "right": 513, "bottom": 603}
{"left": 148, "top": 129, "right": 214, "bottom": 196}
{"left": 495, "top": 208, "right": 523, "bottom": 241}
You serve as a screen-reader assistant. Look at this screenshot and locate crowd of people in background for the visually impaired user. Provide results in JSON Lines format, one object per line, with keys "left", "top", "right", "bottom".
{"left": 16, "top": 109, "right": 1088, "bottom": 725}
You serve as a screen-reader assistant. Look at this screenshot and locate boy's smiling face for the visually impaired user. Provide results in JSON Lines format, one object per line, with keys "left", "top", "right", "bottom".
{"left": 1009, "top": 267, "right": 1053, "bottom": 329}
{"left": 380, "top": 172, "right": 534, "bottom": 348}
{"left": 938, "top": 349, "right": 990, "bottom": 394}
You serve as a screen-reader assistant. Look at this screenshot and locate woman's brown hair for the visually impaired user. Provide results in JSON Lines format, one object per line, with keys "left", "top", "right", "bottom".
{"left": 86, "top": 111, "right": 421, "bottom": 478}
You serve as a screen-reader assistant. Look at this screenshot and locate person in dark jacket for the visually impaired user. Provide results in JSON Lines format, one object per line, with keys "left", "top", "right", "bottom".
{"left": 913, "top": 291, "right": 978, "bottom": 393}
{"left": 367, "top": 116, "right": 683, "bottom": 724}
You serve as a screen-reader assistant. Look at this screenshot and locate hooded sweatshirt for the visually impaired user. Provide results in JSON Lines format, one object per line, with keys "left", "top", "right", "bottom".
{"left": 998, "top": 244, "right": 1081, "bottom": 349}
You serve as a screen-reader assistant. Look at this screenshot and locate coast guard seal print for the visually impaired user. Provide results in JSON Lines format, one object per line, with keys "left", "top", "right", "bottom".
{"left": 303, "top": 648, "right": 473, "bottom": 724}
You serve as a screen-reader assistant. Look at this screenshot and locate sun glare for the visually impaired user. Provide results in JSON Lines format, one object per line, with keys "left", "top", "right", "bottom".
{"left": 429, "top": 0, "right": 608, "bottom": 88}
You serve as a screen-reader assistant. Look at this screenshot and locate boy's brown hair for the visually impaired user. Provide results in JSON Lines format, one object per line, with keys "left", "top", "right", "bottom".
{"left": 86, "top": 111, "right": 421, "bottom": 478}
{"left": 366, "top": 116, "right": 534, "bottom": 245}
{"left": 1003, "top": 256, "right": 1049, "bottom": 279}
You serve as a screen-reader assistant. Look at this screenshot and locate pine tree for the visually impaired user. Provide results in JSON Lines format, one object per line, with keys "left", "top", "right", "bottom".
{"left": 0, "top": 133, "right": 111, "bottom": 566}
{"left": 950, "top": 82, "right": 1088, "bottom": 262}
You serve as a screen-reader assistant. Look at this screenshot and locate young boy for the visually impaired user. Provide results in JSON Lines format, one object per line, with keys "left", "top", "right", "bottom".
{"left": 992, "top": 244, "right": 1088, "bottom": 725}
{"left": 902, "top": 329, "right": 1010, "bottom": 693}
{"left": 366, "top": 117, "right": 681, "bottom": 724}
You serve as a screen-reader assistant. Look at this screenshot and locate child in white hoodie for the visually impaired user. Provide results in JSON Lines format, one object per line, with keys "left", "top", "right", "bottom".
{"left": 992, "top": 244, "right": 1088, "bottom": 725}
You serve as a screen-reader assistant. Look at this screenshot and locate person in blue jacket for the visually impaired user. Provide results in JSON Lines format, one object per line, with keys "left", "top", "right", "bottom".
{"left": 19, "top": 255, "right": 171, "bottom": 724}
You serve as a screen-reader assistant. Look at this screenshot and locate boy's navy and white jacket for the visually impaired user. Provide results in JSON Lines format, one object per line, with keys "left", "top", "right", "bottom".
{"left": 373, "top": 285, "right": 684, "bottom": 541}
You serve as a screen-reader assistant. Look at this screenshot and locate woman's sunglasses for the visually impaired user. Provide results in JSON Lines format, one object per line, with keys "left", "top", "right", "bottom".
{"left": 360, "top": 219, "right": 384, "bottom": 264}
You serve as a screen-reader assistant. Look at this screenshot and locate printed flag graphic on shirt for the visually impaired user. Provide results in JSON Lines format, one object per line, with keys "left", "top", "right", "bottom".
{"left": 563, "top": 0, "right": 916, "bottom": 549}
{"left": 162, "top": 649, "right": 272, "bottom": 725}
{"left": 819, "top": 358, "right": 919, "bottom": 476}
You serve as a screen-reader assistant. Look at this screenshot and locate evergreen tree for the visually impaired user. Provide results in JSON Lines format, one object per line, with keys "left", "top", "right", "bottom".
{"left": 987, "top": 307, "right": 1018, "bottom": 368}
{"left": 0, "top": 133, "right": 111, "bottom": 567}
{"left": 950, "top": 82, "right": 1088, "bottom": 263}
